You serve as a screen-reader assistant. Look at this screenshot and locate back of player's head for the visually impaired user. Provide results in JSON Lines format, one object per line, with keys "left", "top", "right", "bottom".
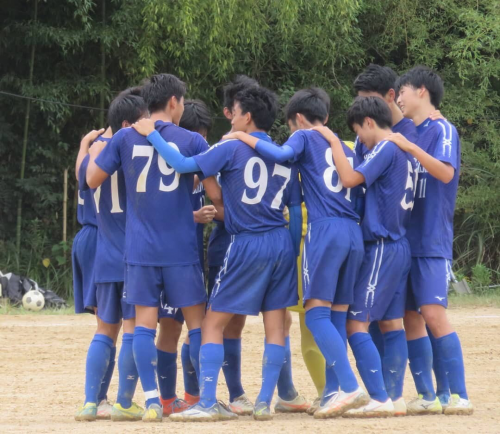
{"left": 117, "top": 86, "right": 143, "bottom": 98}
{"left": 179, "top": 99, "right": 212, "bottom": 136}
{"left": 346, "top": 96, "right": 392, "bottom": 132}
{"left": 234, "top": 86, "right": 278, "bottom": 131}
{"left": 396, "top": 66, "right": 444, "bottom": 108}
{"left": 285, "top": 88, "right": 330, "bottom": 125}
{"left": 353, "top": 64, "right": 398, "bottom": 97}
{"left": 141, "top": 73, "right": 187, "bottom": 113}
{"left": 107, "top": 93, "right": 148, "bottom": 134}
{"left": 223, "top": 75, "right": 259, "bottom": 110}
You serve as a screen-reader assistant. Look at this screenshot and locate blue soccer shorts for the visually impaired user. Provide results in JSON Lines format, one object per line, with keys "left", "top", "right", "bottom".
{"left": 72, "top": 224, "right": 98, "bottom": 314}
{"left": 302, "top": 217, "right": 364, "bottom": 306}
{"left": 124, "top": 262, "right": 206, "bottom": 308}
{"left": 158, "top": 290, "right": 185, "bottom": 323}
{"left": 96, "top": 281, "right": 135, "bottom": 324}
{"left": 209, "top": 227, "right": 298, "bottom": 316}
{"left": 406, "top": 257, "right": 452, "bottom": 311}
{"left": 348, "top": 237, "right": 411, "bottom": 322}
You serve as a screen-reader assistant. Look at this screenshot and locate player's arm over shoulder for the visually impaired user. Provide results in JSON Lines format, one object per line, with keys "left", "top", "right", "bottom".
{"left": 87, "top": 129, "right": 125, "bottom": 188}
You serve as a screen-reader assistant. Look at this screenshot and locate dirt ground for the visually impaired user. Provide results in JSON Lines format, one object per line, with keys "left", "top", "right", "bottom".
{"left": 1, "top": 306, "right": 499, "bottom": 434}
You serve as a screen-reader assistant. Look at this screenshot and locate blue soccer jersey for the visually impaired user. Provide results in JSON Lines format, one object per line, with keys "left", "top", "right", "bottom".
{"left": 77, "top": 156, "right": 98, "bottom": 227}
{"left": 80, "top": 147, "right": 127, "bottom": 283}
{"left": 406, "top": 118, "right": 460, "bottom": 259}
{"left": 193, "top": 132, "right": 302, "bottom": 235}
{"left": 355, "top": 140, "right": 417, "bottom": 241}
{"left": 191, "top": 181, "right": 205, "bottom": 267}
{"left": 355, "top": 117, "right": 417, "bottom": 161}
{"left": 95, "top": 121, "right": 209, "bottom": 266}
{"left": 285, "top": 129, "right": 360, "bottom": 223}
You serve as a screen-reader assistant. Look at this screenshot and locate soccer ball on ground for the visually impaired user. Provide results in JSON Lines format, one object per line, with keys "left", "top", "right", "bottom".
{"left": 22, "top": 290, "right": 45, "bottom": 311}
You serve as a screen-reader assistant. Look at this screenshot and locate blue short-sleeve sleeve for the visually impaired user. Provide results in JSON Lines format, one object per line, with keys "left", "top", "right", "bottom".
{"left": 285, "top": 131, "right": 306, "bottom": 162}
{"left": 193, "top": 139, "right": 236, "bottom": 178}
{"left": 432, "top": 121, "right": 459, "bottom": 169}
{"left": 355, "top": 141, "right": 395, "bottom": 188}
{"left": 95, "top": 130, "right": 124, "bottom": 175}
{"left": 191, "top": 132, "right": 210, "bottom": 156}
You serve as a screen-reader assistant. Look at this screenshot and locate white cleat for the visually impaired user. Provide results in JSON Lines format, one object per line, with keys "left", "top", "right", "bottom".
{"left": 274, "top": 394, "right": 310, "bottom": 413}
{"left": 170, "top": 402, "right": 238, "bottom": 422}
{"left": 407, "top": 394, "right": 442, "bottom": 416}
{"left": 314, "top": 387, "right": 370, "bottom": 419}
{"left": 307, "top": 397, "right": 321, "bottom": 415}
{"left": 443, "top": 394, "right": 474, "bottom": 416}
{"left": 343, "top": 398, "right": 394, "bottom": 418}
{"left": 393, "top": 397, "right": 407, "bottom": 416}
{"left": 96, "top": 399, "right": 113, "bottom": 420}
{"left": 229, "top": 394, "right": 254, "bottom": 416}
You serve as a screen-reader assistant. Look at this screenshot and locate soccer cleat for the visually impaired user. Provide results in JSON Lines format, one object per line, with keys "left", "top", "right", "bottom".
{"left": 75, "top": 402, "right": 97, "bottom": 421}
{"left": 343, "top": 398, "right": 394, "bottom": 418}
{"left": 170, "top": 401, "right": 238, "bottom": 422}
{"left": 96, "top": 399, "right": 113, "bottom": 420}
{"left": 275, "top": 394, "right": 310, "bottom": 413}
{"left": 142, "top": 403, "right": 163, "bottom": 422}
{"left": 407, "top": 394, "right": 442, "bottom": 416}
{"left": 184, "top": 392, "right": 200, "bottom": 406}
{"left": 253, "top": 402, "right": 273, "bottom": 421}
{"left": 393, "top": 397, "right": 407, "bottom": 416}
{"left": 161, "top": 397, "right": 190, "bottom": 416}
{"left": 111, "top": 402, "right": 144, "bottom": 421}
{"left": 443, "top": 394, "right": 473, "bottom": 416}
{"left": 229, "top": 393, "right": 254, "bottom": 415}
{"left": 314, "top": 387, "right": 369, "bottom": 419}
{"left": 307, "top": 397, "right": 321, "bottom": 415}
{"left": 438, "top": 393, "right": 451, "bottom": 410}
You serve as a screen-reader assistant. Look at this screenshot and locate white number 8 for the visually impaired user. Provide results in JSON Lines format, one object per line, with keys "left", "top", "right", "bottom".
{"left": 323, "top": 148, "right": 353, "bottom": 201}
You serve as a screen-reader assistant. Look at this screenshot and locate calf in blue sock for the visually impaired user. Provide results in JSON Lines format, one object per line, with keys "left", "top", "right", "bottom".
{"left": 133, "top": 326, "right": 161, "bottom": 408}
{"left": 84, "top": 334, "right": 113, "bottom": 405}
{"left": 116, "top": 333, "right": 139, "bottom": 409}
{"left": 427, "top": 326, "right": 451, "bottom": 404}
{"left": 181, "top": 343, "right": 200, "bottom": 401}
{"left": 98, "top": 346, "right": 116, "bottom": 404}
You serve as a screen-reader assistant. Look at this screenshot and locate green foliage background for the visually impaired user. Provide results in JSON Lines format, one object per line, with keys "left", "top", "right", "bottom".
{"left": 1, "top": 0, "right": 499, "bottom": 298}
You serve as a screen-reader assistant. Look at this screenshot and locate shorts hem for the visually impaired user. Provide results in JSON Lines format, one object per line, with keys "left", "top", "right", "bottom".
{"left": 170, "top": 296, "right": 207, "bottom": 309}
{"left": 210, "top": 306, "right": 257, "bottom": 316}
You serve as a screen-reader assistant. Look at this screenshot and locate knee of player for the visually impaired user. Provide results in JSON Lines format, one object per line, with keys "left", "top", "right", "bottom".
{"left": 420, "top": 305, "right": 449, "bottom": 331}
{"left": 346, "top": 319, "right": 368, "bottom": 337}
{"left": 284, "top": 310, "right": 293, "bottom": 333}
{"left": 96, "top": 320, "right": 121, "bottom": 342}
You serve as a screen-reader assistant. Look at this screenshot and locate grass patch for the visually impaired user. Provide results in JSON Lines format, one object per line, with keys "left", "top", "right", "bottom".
{"left": 449, "top": 288, "right": 500, "bottom": 308}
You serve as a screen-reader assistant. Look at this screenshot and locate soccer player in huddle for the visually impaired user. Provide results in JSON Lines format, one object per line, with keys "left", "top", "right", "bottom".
{"left": 315, "top": 96, "right": 417, "bottom": 417}
{"left": 388, "top": 66, "right": 473, "bottom": 415}
{"left": 227, "top": 87, "right": 370, "bottom": 418}
{"left": 155, "top": 99, "right": 218, "bottom": 415}
{"left": 132, "top": 85, "right": 302, "bottom": 421}
{"left": 86, "top": 73, "right": 224, "bottom": 422}
{"left": 75, "top": 89, "right": 148, "bottom": 421}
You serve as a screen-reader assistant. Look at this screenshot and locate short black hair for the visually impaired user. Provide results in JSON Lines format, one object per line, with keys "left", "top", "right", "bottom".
{"left": 107, "top": 94, "right": 147, "bottom": 134}
{"left": 117, "top": 86, "right": 143, "bottom": 98}
{"left": 141, "top": 73, "right": 187, "bottom": 113}
{"left": 223, "top": 75, "right": 259, "bottom": 110}
{"left": 234, "top": 86, "right": 278, "bottom": 131}
{"left": 346, "top": 96, "right": 392, "bottom": 132}
{"left": 285, "top": 88, "right": 330, "bottom": 124}
{"left": 179, "top": 99, "right": 212, "bottom": 134}
{"left": 353, "top": 64, "right": 398, "bottom": 96}
{"left": 396, "top": 66, "right": 444, "bottom": 108}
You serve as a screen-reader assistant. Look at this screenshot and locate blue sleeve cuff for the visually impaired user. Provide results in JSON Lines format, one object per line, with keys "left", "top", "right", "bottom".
{"left": 147, "top": 130, "right": 200, "bottom": 173}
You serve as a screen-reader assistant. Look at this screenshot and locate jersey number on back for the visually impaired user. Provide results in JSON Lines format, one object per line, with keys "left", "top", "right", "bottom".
{"left": 241, "top": 157, "right": 291, "bottom": 209}
{"left": 93, "top": 172, "right": 123, "bottom": 214}
{"left": 401, "top": 160, "right": 418, "bottom": 210}
{"left": 132, "top": 144, "right": 180, "bottom": 193}
{"left": 323, "top": 149, "right": 353, "bottom": 201}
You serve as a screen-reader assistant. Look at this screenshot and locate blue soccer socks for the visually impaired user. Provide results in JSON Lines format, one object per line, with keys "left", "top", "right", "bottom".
{"left": 256, "top": 343, "right": 285, "bottom": 406}
{"left": 407, "top": 336, "right": 436, "bottom": 400}
{"left": 181, "top": 343, "right": 199, "bottom": 397}
{"left": 369, "top": 322, "right": 385, "bottom": 358}
{"left": 97, "top": 345, "right": 116, "bottom": 402}
{"left": 84, "top": 334, "right": 113, "bottom": 404}
{"left": 116, "top": 333, "right": 139, "bottom": 409}
{"left": 222, "top": 338, "right": 245, "bottom": 401}
{"left": 427, "top": 326, "right": 451, "bottom": 400}
{"left": 349, "top": 332, "right": 389, "bottom": 402}
{"left": 188, "top": 328, "right": 202, "bottom": 381}
{"left": 305, "top": 307, "right": 358, "bottom": 393}
{"left": 277, "top": 336, "right": 298, "bottom": 401}
{"left": 199, "top": 343, "right": 224, "bottom": 408}
{"left": 382, "top": 330, "right": 407, "bottom": 401}
{"left": 133, "top": 327, "right": 161, "bottom": 407}
{"left": 157, "top": 349, "right": 177, "bottom": 400}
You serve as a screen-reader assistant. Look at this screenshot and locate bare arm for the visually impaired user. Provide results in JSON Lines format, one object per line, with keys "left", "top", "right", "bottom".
{"left": 386, "top": 132, "right": 454, "bottom": 184}
{"left": 311, "top": 126, "right": 365, "bottom": 188}
{"left": 202, "top": 176, "right": 224, "bottom": 221}
{"left": 75, "top": 128, "right": 104, "bottom": 181}
{"left": 86, "top": 140, "right": 110, "bottom": 189}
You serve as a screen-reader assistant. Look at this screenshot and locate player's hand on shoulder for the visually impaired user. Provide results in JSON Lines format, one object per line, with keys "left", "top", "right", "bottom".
{"left": 81, "top": 128, "right": 105, "bottom": 147}
{"left": 132, "top": 118, "right": 155, "bottom": 136}
{"left": 310, "top": 126, "right": 339, "bottom": 144}
{"left": 89, "top": 140, "right": 108, "bottom": 157}
{"left": 222, "top": 131, "right": 240, "bottom": 141}
{"left": 193, "top": 205, "right": 217, "bottom": 224}
{"left": 385, "top": 132, "right": 413, "bottom": 151}
{"left": 429, "top": 110, "right": 446, "bottom": 121}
